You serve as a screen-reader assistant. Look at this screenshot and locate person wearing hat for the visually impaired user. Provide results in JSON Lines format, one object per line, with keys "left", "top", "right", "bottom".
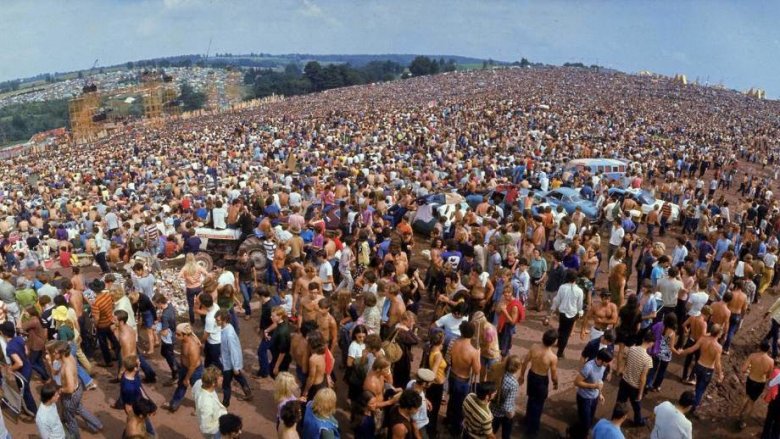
{"left": 406, "top": 368, "right": 435, "bottom": 437}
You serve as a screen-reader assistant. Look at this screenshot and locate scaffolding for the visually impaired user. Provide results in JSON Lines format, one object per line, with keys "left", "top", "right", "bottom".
{"left": 68, "top": 91, "right": 101, "bottom": 143}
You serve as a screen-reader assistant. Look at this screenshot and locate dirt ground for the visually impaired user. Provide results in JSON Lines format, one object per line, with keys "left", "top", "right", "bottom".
{"left": 4, "top": 163, "right": 779, "bottom": 438}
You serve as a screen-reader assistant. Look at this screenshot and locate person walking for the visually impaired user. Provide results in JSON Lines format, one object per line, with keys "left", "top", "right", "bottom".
{"left": 549, "top": 270, "right": 584, "bottom": 358}
{"left": 216, "top": 309, "right": 253, "bottom": 406}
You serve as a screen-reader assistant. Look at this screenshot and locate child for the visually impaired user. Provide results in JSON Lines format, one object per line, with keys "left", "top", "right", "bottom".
{"left": 512, "top": 257, "right": 531, "bottom": 304}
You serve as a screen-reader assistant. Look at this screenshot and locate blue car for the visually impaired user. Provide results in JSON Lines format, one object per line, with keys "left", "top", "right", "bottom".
{"left": 533, "top": 187, "right": 599, "bottom": 220}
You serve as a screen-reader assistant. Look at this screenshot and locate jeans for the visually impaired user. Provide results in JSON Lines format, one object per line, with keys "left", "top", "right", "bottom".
{"left": 169, "top": 365, "right": 203, "bottom": 409}
{"left": 525, "top": 371, "right": 549, "bottom": 435}
{"left": 161, "top": 342, "right": 178, "bottom": 379}
{"left": 614, "top": 378, "right": 643, "bottom": 424}
{"left": 205, "top": 343, "right": 223, "bottom": 370}
{"left": 693, "top": 364, "right": 714, "bottom": 411}
{"left": 61, "top": 383, "right": 103, "bottom": 437}
{"left": 239, "top": 281, "right": 253, "bottom": 316}
{"left": 229, "top": 308, "right": 240, "bottom": 336}
{"left": 96, "top": 326, "right": 120, "bottom": 365}
{"left": 492, "top": 416, "right": 513, "bottom": 439}
{"left": 17, "top": 374, "right": 37, "bottom": 416}
{"left": 257, "top": 337, "right": 272, "bottom": 376}
{"left": 723, "top": 314, "right": 742, "bottom": 352}
{"left": 95, "top": 251, "right": 110, "bottom": 273}
{"left": 576, "top": 394, "right": 598, "bottom": 430}
{"left": 446, "top": 375, "right": 471, "bottom": 432}
{"left": 185, "top": 287, "right": 202, "bottom": 324}
{"left": 557, "top": 313, "right": 577, "bottom": 357}
{"left": 681, "top": 338, "right": 700, "bottom": 381}
{"left": 137, "top": 350, "right": 157, "bottom": 381}
{"left": 499, "top": 324, "right": 515, "bottom": 357}
{"left": 28, "top": 349, "right": 49, "bottom": 381}
{"left": 222, "top": 370, "right": 250, "bottom": 406}
{"left": 337, "top": 271, "right": 354, "bottom": 293}
{"left": 647, "top": 357, "right": 670, "bottom": 390}
{"left": 427, "top": 382, "right": 444, "bottom": 438}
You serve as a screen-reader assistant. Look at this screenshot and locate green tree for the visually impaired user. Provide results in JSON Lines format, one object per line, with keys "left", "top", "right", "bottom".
{"left": 304, "top": 61, "right": 324, "bottom": 91}
{"left": 126, "top": 61, "right": 134, "bottom": 70}
{"left": 178, "top": 82, "right": 206, "bottom": 111}
{"left": 409, "top": 56, "right": 436, "bottom": 77}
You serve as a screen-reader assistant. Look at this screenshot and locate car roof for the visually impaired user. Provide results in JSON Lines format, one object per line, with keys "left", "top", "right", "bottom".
{"left": 552, "top": 187, "right": 580, "bottom": 196}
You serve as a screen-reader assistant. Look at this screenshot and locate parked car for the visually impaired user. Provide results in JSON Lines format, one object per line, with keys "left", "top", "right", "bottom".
{"left": 533, "top": 187, "right": 599, "bottom": 221}
{"left": 608, "top": 187, "right": 680, "bottom": 222}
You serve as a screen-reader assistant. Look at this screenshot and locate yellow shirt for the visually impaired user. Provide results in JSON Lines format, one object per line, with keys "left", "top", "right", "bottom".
{"left": 429, "top": 350, "right": 447, "bottom": 383}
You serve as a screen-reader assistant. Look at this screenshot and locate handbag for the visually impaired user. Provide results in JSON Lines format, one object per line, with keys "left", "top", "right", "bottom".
{"left": 382, "top": 328, "right": 403, "bottom": 363}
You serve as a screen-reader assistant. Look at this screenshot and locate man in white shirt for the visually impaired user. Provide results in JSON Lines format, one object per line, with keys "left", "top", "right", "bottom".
{"left": 608, "top": 219, "right": 624, "bottom": 263}
{"left": 686, "top": 277, "right": 709, "bottom": 318}
{"left": 195, "top": 366, "right": 227, "bottom": 438}
{"left": 211, "top": 200, "right": 228, "bottom": 230}
{"left": 549, "top": 270, "right": 584, "bottom": 358}
{"left": 200, "top": 293, "right": 223, "bottom": 370}
{"left": 36, "top": 382, "right": 67, "bottom": 439}
{"left": 650, "top": 391, "right": 694, "bottom": 439}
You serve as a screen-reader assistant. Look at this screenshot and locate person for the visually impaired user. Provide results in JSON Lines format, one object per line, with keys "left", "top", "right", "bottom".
{"left": 91, "top": 279, "right": 121, "bottom": 367}
{"left": 114, "top": 309, "right": 156, "bottom": 383}
{"left": 549, "top": 269, "right": 584, "bottom": 358}
{"left": 279, "top": 400, "right": 302, "bottom": 439}
{"left": 645, "top": 313, "right": 678, "bottom": 393}
{"left": 462, "top": 381, "right": 497, "bottom": 439}
{"left": 124, "top": 398, "right": 157, "bottom": 439}
{"left": 180, "top": 253, "right": 210, "bottom": 324}
{"left": 269, "top": 306, "right": 294, "bottom": 377}
{"left": 56, "top": 340, "right": 103, "bottom": 437}
{"left": 650, "top": 391, "right": 694, "bottom": 439}
{"left": 0, "top": 321, "right": 36, "bottom": 417}
{"left": 680, "top": 305, "right": 710, "bottom": 384}
{"left": 592, "top": 404, "right": 628, "bottom": 439}
{"left": 762, "top": 370, "right": 780, "bottom": 439}
{"left": 426, "top": 330, "right": 446, "bottom": 438}
{"left": 490, "top": 354, "right": 521, "bottom": 439}
{"left": 612, "top": 330, "right": 654, "bottom": 427}
{"left": 301, "top": 388, "right": 340, "bottom": 439}
{"left": 303, "top": 331, "right": 331, "bottom": 401}
{"left": 738, "top": 340, "right": 774, "bottom": 429}
{"left": 519, "top": 328, "right": 559, "bottom": 436}
{"left": 493, "top": 286, "right": 525, "bottom": 358}
{"left": 387, "top": 389, "right": 423, "bottom": 439}
{"left": 153, "top": 293, "right": 178, "bottom": 384}
{"left": 351, "top": 391, "right": 377, "bottom": 439}
{"left": 677, "top": 323, "right": 725, "bottom": 414}
{"left": 574, "top": 349, "right": 613, "bottom": 434}
{"left": 36, "top": 382, "right": 67, "bottom": 439}
{"left": 201, "top": 293, "right": 223, "bottom": 370}
{"left": 723, "top": 280, "right": 749, "bottom": 354}
{"left": 765, "top": 295, "right": 780, "bottom": 358}
{"left": 406, "top": 368, "right": 434, "bottom": 437}
{"left": 218, "top": 413, "right": 243, "bottom": 438}
{"left": 195, "top": 366, "right": 228, "bottom": 438}
{"left": 580, "top": 289, "right": 618, "bottom": 342}
{"left": 216, "top": 309, "right": 253, "bottom": 406}
{"left": 445, "top": 321, "right": 480, "bottom": 433}
{"left": 162, "top": 323, "right": 203, "bottom": 412}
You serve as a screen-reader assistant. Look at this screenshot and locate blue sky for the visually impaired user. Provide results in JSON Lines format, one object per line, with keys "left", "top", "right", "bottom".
{"left": 2, "top": 0, "right": 778, "bottom": 96}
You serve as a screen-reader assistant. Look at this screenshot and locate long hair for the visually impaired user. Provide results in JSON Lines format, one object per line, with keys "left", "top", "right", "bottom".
{"left": 183, "top": 253, "right": 198, "bottom": 276}
{"left": 273, "top": 372, "right": 300, "bottom": 403}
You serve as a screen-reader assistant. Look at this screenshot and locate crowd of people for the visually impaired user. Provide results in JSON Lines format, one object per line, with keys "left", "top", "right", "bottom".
{"left": 0, "top": 66, "right": 779, "bottom": 439}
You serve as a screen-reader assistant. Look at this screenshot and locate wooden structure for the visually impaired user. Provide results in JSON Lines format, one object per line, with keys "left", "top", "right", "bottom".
{"left": 68, "top": 89, "right": 101, "bottom": 143}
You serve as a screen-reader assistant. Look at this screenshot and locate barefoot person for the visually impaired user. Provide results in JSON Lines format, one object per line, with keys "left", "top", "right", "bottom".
{"left": 737, "top": 340, "right": 774, "bottom": 429}
{"left": 446, "top": 321, "right": 481, "bottom": 434}
{"left": 677, "top": 323, "right": 725, "bottom": 415}
{"left": 519, "top": 328, "right": 559, "bottom": 436}
{"left": 162, "top": 323, "right": 203, "bottom": 412}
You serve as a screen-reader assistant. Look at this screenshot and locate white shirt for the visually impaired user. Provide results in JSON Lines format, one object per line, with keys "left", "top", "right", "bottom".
{"left": 217, "top": 270, "right": 236, "bottom": 288}
{"left": 650, "top": 401, "right": 692, "bottom": 439}
{"left": 196, "top": 388, "right": 227, "bottom": 435}
{"left": 212, "top": 207, "right": 228, "bottom": 229}
{"left": 435, "top": 313, "right": 468, "bottom": 336}
{"left": 204, "top": 304, "right": 221, "bottom": 344}
{"left": 36, "top": 402, "right": 66, "bottom": 439}
{"left": 687, "top": 291, "right": 709, "bottom": 317}
{"left": 609, "top": 225, "right": 625, "bottom": 246}
{"left": 319, "top": 262, "right": 334, "bottom": 292}
{"left": 406, "top": 380, "right": 430, "bottom": 429}
{"left": 348, "top": 341, "right": 365, "bottom": 360}
{"left": 552, "top": 282, "right": 584, "bottom": 318}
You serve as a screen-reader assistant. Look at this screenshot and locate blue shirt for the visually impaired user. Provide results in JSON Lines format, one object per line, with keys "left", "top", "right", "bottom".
{"left": 650, "top": 265, "right": 666, "bottom": 287}
{"left": 577, "top": 359, "right": 606, "bottom": 399}
{"left": 592, "top": 418, "right": 625, "bottom": 439}
{"left": 714, "top": 238, "right": 731, "bottom": 260}
{"left": 6, "top": 336, "right": 32, "bottom": 379}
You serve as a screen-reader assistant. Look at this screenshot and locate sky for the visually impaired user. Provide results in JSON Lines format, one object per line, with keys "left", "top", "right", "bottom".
{"left": 2, "top": 0, "right": 778, "bottom": 96}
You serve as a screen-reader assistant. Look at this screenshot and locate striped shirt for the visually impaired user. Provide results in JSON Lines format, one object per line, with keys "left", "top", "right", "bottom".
{"left": 463, "top": 393, "right": 493, "bottom": 438}
{"left": 623, "top": 345, "right": 653, "bottom": 389}
{"left": 92, "top": 292, "right": 115, "bottom": 328}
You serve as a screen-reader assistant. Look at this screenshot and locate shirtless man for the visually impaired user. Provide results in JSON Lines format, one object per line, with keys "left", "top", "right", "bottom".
{"left": 737, "top": 340, "right": 774, "bottom": 429}
{"left": 56, "top": 340, "right": 103, "bottom": 437}
{"left": 446, "top": 321, "right": 481, "bottom": 434}
{"left": 519, "top": 329, "right": 559, "bottom": 436}
{"left": 384, "top": 283, "right": 406, "bottom": 339}
{"left": 113, "top": 310, "right": 156, "bottom": 383}
{"left": 315, "top": 298, "right": 338, "bottom": 352}
{"left": 302, "top": 330, "right": 329, "bottom": 401}
{"left": 163, "top": 323, "right": 203, "bottom": 412}
{"left": 677, "top": 323, "right": 724, "bottom": 414}
{"left": 293, "top": 265, "right": 321, "bottom": 318}
{"left": 272, "top": 242, "right": 287, "bottom": 292}
{"left": 363, "top": 356, "right": 401, "bottom": 418}
{"left": 580, "top": 290, "right": 618, "bottom": 341}
{"left": 710, "top": 297, "right": 731, "bottom": 344}
{"left": 680, "top": 305, "right": 710, "bottom": 384}
{"left": 300, "top": 283, "right": 325, "bottom": 327}
{"left": 724, "top": 286, "right": 749, "bottom": 354}
{"left": 290, "top": 321, "right": 315, "bottom": 387}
